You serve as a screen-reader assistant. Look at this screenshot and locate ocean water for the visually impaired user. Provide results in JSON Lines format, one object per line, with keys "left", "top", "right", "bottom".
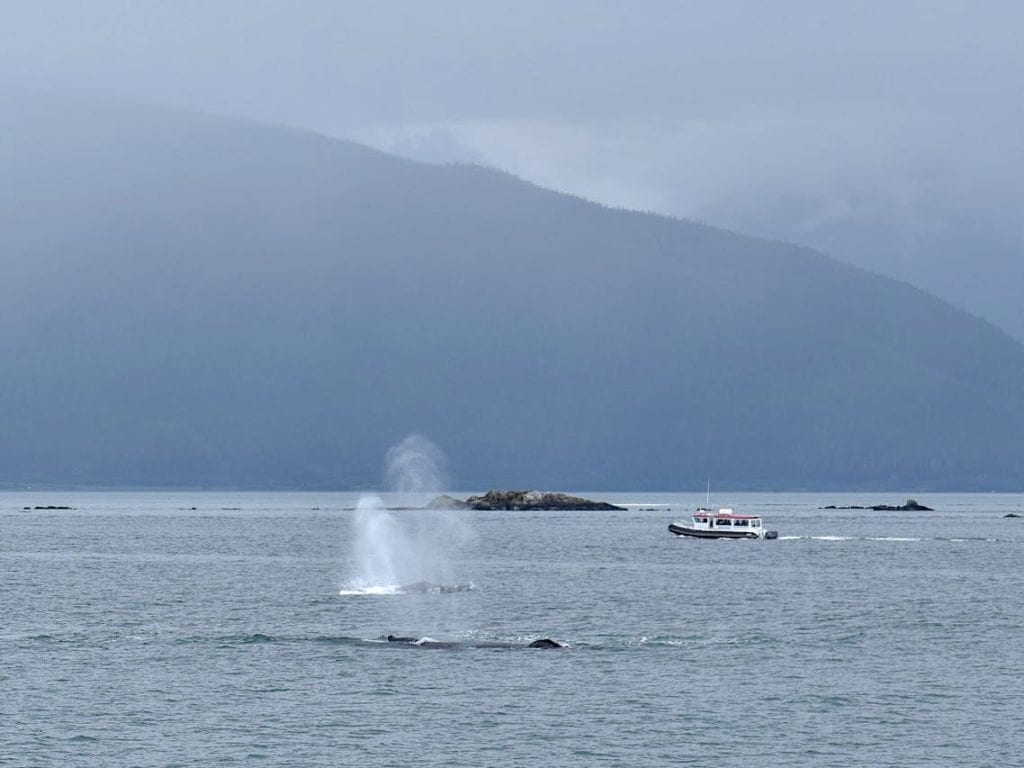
{"left": 2, "top": 491, "right": 1023, "bottom": 766}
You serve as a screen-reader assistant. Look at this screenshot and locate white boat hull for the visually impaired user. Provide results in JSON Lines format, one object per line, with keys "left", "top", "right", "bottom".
{"left": 668, "top": 522, "right": 777, "bottom": 539}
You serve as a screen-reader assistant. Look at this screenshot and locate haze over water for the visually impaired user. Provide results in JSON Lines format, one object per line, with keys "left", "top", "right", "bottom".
{"left": 3, "top": 491, "right": 1022, "bottom": 766}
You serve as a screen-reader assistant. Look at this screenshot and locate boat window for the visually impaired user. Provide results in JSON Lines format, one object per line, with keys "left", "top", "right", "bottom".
{"left": 752, "top": 520, "right": 761, "bottom": 527}
{"left": 715, "top": 519, "right": 731, "bottom": 526}
{"left": 734, "top": 519, "right": 748, "bottom": 527}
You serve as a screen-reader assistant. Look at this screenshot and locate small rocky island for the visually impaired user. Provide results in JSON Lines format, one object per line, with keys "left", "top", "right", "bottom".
{"left": 820, "top": 498, "right": 933, "bottom": 511}
{"left": 427, "top": 490, "right": 625, "bottom": 511}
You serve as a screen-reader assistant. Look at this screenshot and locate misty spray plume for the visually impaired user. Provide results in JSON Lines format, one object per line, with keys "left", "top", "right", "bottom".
{"left": 341, "top": 434, "right": 473, "bottom": 597}
{"left": 385, "top": 433, "right": 449, "bottom": 497}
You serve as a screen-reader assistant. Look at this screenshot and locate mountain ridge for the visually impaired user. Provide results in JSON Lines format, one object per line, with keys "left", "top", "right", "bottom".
{"left": 2, "top": 95, "right": 1023, "bottom": 490}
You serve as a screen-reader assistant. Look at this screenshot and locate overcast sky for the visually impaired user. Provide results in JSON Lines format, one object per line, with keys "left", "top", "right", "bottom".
{"left": 3, "top": 1, "right": 1020, "bottom": 201}
{"left": 3, "top": 1, "right": 1022, "bottom": 322}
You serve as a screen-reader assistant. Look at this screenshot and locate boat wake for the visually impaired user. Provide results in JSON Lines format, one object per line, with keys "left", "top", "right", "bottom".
{"left": 777, "top": 535, "right": 919, "bottom": 541}
{"left": 778, "top": 535, "right": 1000, "bottom": 543}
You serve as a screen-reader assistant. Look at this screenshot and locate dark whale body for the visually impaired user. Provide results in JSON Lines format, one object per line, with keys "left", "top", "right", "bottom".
{"left": 526, "top": 638, "right": 563, "bottom": 648}
{"left": 399, "top": 581, "right": 475, "bottom": 594}
{"left": 385, "top": 634, "right": 563, "bottom": 649}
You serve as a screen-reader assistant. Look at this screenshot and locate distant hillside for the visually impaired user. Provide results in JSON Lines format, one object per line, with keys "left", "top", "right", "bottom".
{"left": 702, "top": 191, "right": 1024, "bottom": 344}
{"left": 2, "top": 95, "right": 1024, "bottom": 490}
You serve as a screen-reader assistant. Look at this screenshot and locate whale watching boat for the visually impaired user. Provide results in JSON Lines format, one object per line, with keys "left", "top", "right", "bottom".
{"left": 668, "top": 507, "right": 778, "bottom": 540}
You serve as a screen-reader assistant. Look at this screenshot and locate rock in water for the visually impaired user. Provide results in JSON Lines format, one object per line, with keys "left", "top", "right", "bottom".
{"left": 822, "top": 499, "right": 934, "bottom": 511}
{"left": 463, "top": 490, "right": 625, "bottom": 511}
{"left": 869, "top": 499, "right": 934, "bottom": 512}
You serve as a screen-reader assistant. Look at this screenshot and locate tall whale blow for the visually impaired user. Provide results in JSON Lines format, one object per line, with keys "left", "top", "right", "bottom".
{"left": 341, "top": 435, "right": 472, "bottom": 595}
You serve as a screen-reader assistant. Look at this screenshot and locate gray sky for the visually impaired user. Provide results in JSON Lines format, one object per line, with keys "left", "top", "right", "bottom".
{"left": 4, "top": 1, "right": 1020, "bottom": 121}
{"left": 3, "top": 1, "right": 1023, "bottom": 330}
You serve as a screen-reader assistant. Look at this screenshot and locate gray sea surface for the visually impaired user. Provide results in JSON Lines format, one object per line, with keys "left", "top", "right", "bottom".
{"left": 2, "top": 491, "right": 1023, "bottom": 766}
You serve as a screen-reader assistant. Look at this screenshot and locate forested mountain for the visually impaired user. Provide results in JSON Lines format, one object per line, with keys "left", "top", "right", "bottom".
{"left": 701, "top": 191, "right": 1024, "bottom": 344}
{"left": 3, "top": 95, "right": 1023, "bottom": 490}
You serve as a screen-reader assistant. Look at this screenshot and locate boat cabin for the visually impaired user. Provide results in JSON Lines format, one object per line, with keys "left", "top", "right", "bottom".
{"left": 689, "top": 508, "right": 763, "bottom": 532}
{"left": 667, "top": 506, "right": 776, "bottom": 539}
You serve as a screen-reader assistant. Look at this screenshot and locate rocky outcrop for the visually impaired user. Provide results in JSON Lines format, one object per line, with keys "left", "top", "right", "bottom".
{"left": 461, "top": 490, "right": 625, "bottom": 511}
{"left": 425, "top": 490, "right": 623, "bottom": 510}
{"left": 874, "top": 499, "right": 933, "bottom": 511}
{"left": 820, "top": 499, "right": 933, "bottom": 512}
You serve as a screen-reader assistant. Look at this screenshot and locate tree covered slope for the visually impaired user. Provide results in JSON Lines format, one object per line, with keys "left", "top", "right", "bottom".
{"left": 2, "top": 96, "right": 1023, "bottom": 489}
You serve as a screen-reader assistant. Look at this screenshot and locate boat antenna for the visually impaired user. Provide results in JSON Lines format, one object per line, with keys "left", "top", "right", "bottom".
{"left": 706, "top": 478, "right": 710, "bottom": 507}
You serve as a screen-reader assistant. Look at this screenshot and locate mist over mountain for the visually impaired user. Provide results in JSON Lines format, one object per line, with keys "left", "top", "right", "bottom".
{"left": 3, "top": 96, "right": 1024, "bottom": 490}
{"left": 694, "top": 168, "right": 1024, "bottom": 343}
{"left": 367, "top": 114, "right": 1024, "bottom": 344}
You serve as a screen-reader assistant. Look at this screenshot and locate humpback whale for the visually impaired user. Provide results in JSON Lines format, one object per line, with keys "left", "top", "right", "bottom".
{"left": 385, "top": 635, "right": 564, "bottom": 649}
{"left": 398, "top": 581, "right": 475, "bottom": 594}
{"left": 526, "top": 638, "right": 562, "bottom": 648}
